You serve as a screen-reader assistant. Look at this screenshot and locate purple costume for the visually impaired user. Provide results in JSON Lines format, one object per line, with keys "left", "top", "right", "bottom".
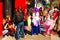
{"left": 32, "top": 8, "right": 41, "bottom": 35}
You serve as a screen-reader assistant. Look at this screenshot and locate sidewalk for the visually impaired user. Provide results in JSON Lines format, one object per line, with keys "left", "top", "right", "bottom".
{"left": 1, "top": 31, "right": 60, "bottom": 40}
{"left": 51, "top": 35, "right": 60, "bottom": 40}
{"left": 1, "top": 34, "right": 50, "bottom": 40}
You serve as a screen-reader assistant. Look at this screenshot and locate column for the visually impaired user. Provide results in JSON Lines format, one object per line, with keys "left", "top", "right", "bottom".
{"left": 3, "top": 0, "right": 12, "bottom": 18}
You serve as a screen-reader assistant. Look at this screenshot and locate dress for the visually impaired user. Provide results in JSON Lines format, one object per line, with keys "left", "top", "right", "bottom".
{"left": 44, "top": 15, "right": 52, "bottom": 35}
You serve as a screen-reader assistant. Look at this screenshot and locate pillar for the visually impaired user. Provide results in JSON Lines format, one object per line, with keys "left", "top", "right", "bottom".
{"left": 3, "top": 0, "right": 12, "bottom": 18}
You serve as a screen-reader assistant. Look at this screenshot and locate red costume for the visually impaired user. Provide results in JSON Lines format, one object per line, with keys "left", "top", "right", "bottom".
{"left": 52, "top": 11, "right": 59, "bottom": 20}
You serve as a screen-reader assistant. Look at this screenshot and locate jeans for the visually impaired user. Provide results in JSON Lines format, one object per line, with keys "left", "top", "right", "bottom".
{"left": 16, "top": 21, "right": 24, "bottom": 40}
{"left": 32, "top": 25, "right": 41, "bottom": 35}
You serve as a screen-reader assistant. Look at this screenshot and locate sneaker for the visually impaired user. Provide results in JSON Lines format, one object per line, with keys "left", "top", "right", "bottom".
{"left": 32, "top": 35, "right": 34, "bottom": 36}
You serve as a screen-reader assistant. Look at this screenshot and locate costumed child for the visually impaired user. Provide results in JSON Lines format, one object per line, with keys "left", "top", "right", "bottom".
{"left": 31, "top": 8, "right": 41, "bottom": 35}
{"left": 35, "top": 12, "right": 41, "bottom": 34}
{"left": 44, "top": 13, "right": 52, "bottom": 36}
{"left": 27, "top": 13, "right": 31, "bottom": 31}
{"left": 49, "top": 8, "right": 59, "bottom": 35}
{"left": 6, "top": 16, "right": 16, "bottom": 35}
{"left": 3, "top": 18, "right": 8, "bottom": 35}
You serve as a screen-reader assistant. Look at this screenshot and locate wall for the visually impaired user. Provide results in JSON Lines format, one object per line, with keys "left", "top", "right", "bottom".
{"left": 15, "top": 0, "right": 27, "bottom": 20}
{"left": 0, "top": 0, "right": 3, "bottom": 36}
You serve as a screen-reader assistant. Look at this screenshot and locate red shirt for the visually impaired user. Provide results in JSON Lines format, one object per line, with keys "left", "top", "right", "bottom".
{"left": 52, "top": 11, "right": 59, "bottom": 20}
{"left": 24, "top": 9, "right": 27, "bottom": 21}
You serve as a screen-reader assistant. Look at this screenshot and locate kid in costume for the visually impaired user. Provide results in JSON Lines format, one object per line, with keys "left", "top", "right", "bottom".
{"left": 32, "top": 11, "right": 41, "bottom": 35}
{"left": 44, "top": 13, "right": 53, "bottom": 36}
{"left": 27, "top": 13, "right": 31, "bottom": 31}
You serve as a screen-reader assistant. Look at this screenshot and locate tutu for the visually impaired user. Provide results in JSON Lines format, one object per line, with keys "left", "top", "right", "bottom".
{"left": 44, "top": 20, "right": 51, "bottom": 27}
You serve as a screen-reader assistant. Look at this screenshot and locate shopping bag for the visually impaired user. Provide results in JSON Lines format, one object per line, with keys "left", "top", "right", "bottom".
{"left": 24, "top": 26, "right": 28, "bottom": 30}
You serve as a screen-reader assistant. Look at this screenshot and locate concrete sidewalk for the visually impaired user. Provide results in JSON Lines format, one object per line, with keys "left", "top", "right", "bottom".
{"left": 51, "top": 35, "right": 60, "bottom": 40}
{"left": 1, "top": 34, "right": 60, "bottom": 40}
{"left": 1, "top": 34, "right": 50, "bottom": 40}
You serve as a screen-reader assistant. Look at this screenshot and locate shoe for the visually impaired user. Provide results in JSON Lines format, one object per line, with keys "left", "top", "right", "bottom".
{"left": 16, "top": 38, "right": 20, "bottom": 40}
{"left": 32, "top": 35, "right": 34, "bottom": 36}
{"left": 21, "top": 36, "right": 24, "bottom": 38}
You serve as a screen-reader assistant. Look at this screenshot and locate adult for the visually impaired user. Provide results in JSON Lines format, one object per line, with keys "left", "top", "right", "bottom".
{"left": 13, "top": 7, "right": 24, "bottom": 40}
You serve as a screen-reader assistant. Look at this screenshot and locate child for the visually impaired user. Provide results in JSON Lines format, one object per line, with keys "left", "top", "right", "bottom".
{"left": 5, "top": 16, "right": 16, "bottom": 35}
{"left": 32, "top": 11, "right": 41, "bottom": 35}
{"left": 44, "top": 13, "right": 52, "bottom": 36}
{"left": 49, "top": 9, "right": 59, "bottom": 35}
{"left": 3, "top": 18, "right": 8, "bottom": 35}
{"left": 7, "top": 22, "right": 16, "bottom": 35}
{"left": 27, "top": 13, "right": 31, "bottom": 31}
{"left": 35, "top": 12, "right": 41, "bottom": 33}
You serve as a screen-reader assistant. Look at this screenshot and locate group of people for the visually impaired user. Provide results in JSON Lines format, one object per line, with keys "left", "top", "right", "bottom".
{"left": 3, "top": 7, "right": 24, "bottom": 40}
{"left": 3, "top": 6, "right": 60, "bottom": 40}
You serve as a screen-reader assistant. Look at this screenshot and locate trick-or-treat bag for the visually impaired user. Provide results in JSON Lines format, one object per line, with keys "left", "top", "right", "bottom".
{"left": 24, "top": 26, "right": 31, "bottom": 32}
{"left": 24, "top": 26, "right": 28, "bottom": 30}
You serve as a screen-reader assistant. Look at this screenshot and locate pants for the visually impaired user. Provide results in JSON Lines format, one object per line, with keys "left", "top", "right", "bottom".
{"left": 3, "top": 30, "right": 8, "bottom": 35}
{"left": 16, "top": 21, "right": 24, "bottom": 40}
{"left": 32, "top": 25, "right": 41, "bottom": 35}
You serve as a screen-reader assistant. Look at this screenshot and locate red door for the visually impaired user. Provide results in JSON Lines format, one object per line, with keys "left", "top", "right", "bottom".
{"left": 15, "top": 0, "right": 27, "bottom": 10}
{"left": 0, "top": 0, "right": 3, "bottom": 36}
{"left": 15, "top": 0, "right": 28, "bottom": 20}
